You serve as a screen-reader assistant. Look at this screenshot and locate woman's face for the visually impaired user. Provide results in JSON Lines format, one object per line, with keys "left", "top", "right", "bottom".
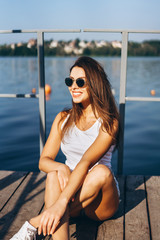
{"left": 69, "top": 66, "right": 90, "bottom": 107}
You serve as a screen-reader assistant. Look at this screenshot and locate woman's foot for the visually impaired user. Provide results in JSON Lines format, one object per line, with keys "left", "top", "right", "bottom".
{"left": 10, "top": 221, "right": 37, "bottom": 240}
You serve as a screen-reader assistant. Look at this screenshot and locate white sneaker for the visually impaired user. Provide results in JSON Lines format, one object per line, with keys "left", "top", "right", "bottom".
{"left": 10, "top": 221, "right": 37, "bottom": 240}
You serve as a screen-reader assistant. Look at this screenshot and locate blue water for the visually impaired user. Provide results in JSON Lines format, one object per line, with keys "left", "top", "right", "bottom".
{"left": 0, "top": 56, "right": 160, "bottom": 175}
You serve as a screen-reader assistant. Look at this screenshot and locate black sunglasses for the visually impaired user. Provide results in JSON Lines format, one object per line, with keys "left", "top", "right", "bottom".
{"left": 65, "top": 77, "right": 86, "bottom": 88}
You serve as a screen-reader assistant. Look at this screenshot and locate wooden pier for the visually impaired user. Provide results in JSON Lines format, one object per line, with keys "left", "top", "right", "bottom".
{"left": 0, "top": 171, "right": 160, "bottom": 240}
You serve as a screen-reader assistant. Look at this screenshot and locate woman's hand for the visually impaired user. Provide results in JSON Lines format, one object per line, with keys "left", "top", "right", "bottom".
{"left": 57, "top": 165, "right": 71, "bottom": 191}
{"left": 38, "top": 198, "right": 67, "bottom": 236}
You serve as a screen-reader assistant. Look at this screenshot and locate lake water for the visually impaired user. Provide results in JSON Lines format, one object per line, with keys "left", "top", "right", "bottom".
{"left": 0, "top": 56, "right": 160, "bottom": 175}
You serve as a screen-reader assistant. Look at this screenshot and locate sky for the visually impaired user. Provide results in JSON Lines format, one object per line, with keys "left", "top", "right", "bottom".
{"left": 0, "top": 0, "right": 160, "bottom": 44}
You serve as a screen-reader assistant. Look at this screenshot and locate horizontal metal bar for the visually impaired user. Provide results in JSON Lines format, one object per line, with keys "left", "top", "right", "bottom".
{"left": 1, "top": 29, "right": 160, "bottom": 34}
{"left": 125, "top": 96, "right": 160, "bottom": 102}
{"left": 0, "top": 29, "right": 81, "bottom": 34}
{"left": 84, "top": 29, "right": 124, "bottom": 33}
{"left": 0, "top": 94, "right": 39, "bottom": 98}
{"left": 83, "top": 29, "right": 160, "bottom": 34}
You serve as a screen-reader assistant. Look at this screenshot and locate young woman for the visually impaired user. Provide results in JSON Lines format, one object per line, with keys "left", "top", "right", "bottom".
{"left": 11, "top": 56, "right": 120, "bottom": 240}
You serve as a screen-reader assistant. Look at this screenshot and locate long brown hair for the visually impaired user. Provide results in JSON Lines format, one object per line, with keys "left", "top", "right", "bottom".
{"left": 59, "top": 56, "right": 120, "bottom": 144}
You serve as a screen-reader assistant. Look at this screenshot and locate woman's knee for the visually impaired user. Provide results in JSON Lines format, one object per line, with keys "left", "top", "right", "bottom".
{"left": 60, "top": 164, "right": 71, "bottom": 176}
{"left": 89, "top": 165, "right": 113, "bottom": 187}
{"left": 46, "top": 171, "right": 58, "bottom": 185}
{"left": 46, "top": 165, "right": 71, "bottom": 185}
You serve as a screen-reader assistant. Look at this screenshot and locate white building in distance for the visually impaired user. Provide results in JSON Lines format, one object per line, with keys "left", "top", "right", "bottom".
{"left": 111, "top": 41, "right": 122, "bottom": 48}
{"left": 49, "top": 40, "right": 58, "bottom": 48}
{"left": 27, "top": 39, "right": 37, "bottom": 48}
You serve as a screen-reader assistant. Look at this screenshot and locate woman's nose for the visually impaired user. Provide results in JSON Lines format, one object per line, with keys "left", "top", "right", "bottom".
{"left": 71, "top": 80, "right": 78, "bottom": 88}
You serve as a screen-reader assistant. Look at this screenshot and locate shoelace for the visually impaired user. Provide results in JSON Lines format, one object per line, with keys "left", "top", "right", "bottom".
{"left": 26, "top": 228, "right": 36, "bottom": 240}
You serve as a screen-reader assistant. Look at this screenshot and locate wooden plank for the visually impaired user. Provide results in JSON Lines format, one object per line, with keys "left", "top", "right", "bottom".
{"left": 0, "top": 171, "right": 46, "bottom": 240}
{"left": 2, "top": 172, "right": 159, "bottom": 239}
{"left": 145, "top": 176, "right": 160, "bottom": 240}
{"left": 0, "top": 170, "right": 28, "bottom": 210}
{"left": 96, "top": 175, "right": 125, "bottom": 240}
{"left": 125, "top": 175, "right": 150, "bottom": 240}
{"left": 0, "top": 170, "right": 14, "bottom": 180}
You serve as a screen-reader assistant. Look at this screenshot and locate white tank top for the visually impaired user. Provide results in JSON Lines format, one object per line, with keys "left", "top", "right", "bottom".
{"left": 61, "top": 116, "right": 115, "bottom": 171}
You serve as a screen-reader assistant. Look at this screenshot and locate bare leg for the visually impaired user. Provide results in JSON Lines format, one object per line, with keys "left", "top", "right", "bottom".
{"left": 70, "top": 165, "right": 119, "bottom": 221}
{"left": 30, "top": 170, "right": 70, "bottom": 240}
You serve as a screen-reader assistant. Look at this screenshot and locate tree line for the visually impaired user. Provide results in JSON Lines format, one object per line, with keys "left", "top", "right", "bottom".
{"left": 0, "top": 39, "right": 160, "bottom": 57}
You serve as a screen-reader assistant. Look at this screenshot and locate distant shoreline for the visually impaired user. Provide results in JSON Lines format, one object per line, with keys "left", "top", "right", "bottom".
{"left": 0, "top": 39, "right": 160, "bottom": 57}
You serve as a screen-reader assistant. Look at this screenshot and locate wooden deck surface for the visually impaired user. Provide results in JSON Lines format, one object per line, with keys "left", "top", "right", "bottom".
{"left": 0, "top": 171, "right": 160, "bottom": 240}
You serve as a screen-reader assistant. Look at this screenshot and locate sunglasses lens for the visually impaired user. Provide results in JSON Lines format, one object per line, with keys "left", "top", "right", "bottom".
{"left": 65, "top": 78, "right": 85, "bottom": 87}
{"left": 65, "top": 78, "right": 73, "bottom": 87}
{"left": 76, "top": 78, "right": 85, "bottom": 87}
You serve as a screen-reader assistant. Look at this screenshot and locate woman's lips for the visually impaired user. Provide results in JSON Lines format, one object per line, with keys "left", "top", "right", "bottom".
{"left": 72, "top": 91, "right": 82, "bottom": 98}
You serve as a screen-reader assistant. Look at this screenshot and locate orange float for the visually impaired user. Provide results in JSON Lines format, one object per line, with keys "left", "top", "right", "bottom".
{"left": 150, "top": 89, "right": 156, "bottom": 96}
{"left": 45, "top": 84, "right": 52, "bottom": 95}
{"left": 31, "top": 88, "right": 36, "bottom": 94}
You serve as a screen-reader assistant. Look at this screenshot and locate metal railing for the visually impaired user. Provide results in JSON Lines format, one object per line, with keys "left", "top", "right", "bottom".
{"left": 0, "top": 28, "right": 160, "bottom": 174}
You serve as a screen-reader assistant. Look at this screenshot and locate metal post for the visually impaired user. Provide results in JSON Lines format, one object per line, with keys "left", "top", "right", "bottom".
{"left": 117, "top": 31, "right": 128, "bottom": 175}
{"left": 37, "top": 31, "right": 46, "bottom": 155}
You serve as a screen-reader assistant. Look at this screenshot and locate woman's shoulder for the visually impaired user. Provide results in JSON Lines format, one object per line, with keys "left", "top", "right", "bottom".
{"left": 54, "top": 109, "right": 70, "bottom": 121}
{"left": 53, "top": 110, "right": 71, "bottom": 129}
{"left": 53, "top": 111, "right": 63, "bottom": 123}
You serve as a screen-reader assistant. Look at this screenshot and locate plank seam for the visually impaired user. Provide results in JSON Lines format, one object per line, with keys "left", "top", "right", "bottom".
{"left": 144, "top": 177, "right": 152, "bottom": 240}
{"left": 38, "top": 202, "right": 45, "bottom": 215}
{"left": 0, "top": 172, "right": 30, "bottom": 212}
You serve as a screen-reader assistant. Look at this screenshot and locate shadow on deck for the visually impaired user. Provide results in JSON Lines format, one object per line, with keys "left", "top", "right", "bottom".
{"left": 0, "top": 171, "right": 160, "bottom": 240}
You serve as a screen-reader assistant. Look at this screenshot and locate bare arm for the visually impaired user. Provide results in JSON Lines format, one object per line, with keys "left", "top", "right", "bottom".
{"left": 39, "top": 112, "right": 68, "bottom": 174}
